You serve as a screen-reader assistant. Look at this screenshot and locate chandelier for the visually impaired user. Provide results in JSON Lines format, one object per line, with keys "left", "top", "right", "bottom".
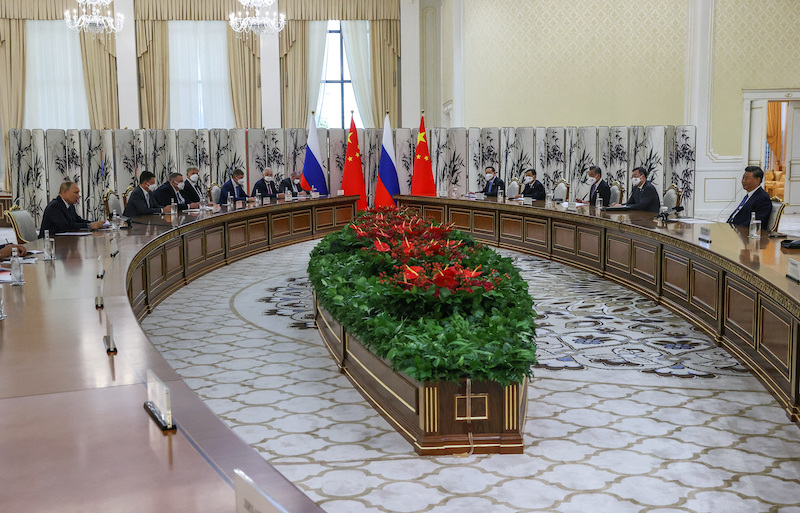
{"left": 65, "top": 0, "right": 124, "bottom": 35}
{"left": 229, "top": 0, "right": 286, "bottom": 36}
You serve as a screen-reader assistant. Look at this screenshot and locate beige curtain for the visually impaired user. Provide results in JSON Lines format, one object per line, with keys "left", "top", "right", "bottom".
{"left": 136, "top": 19, "right": 169, "bottom": 129}
{"left": 280, "top": 20, "right": 309, "bottom": 129}
{"left": 766, "top": 102, "right": 783, "bottom": 170}
{"left": 369, "top": 20, "right": 400, "bottom": 128}
{"left": 0, "top": 0, "right": 73, "bottom": 19}
{"left": 0, "top": 19, "right": 25, "bottom": 191}
{"left": 228, "top": 31, "right": 261, "bottom": 128}
{"left": 135, "top": 0, "right": 243, "bottom": 21}
{"left": 80, "top": 32, "right": 120, "bottom": 129}
{"left": 281, "top": 0, "right": 400, "bottom": 128}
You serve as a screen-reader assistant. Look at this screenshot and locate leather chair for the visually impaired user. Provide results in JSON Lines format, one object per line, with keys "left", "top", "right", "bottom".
{"left": 663, "top": 184, "right": 682, "bottom": 210}
{"left": 122, "top": 185, "right": 135, "bottom": 208}
{"left": 553, "top": 179, "right": 570, "bottom": 202}
{"left": 767, "top": 199, "right": 787, "bottom": 233}
{"left": 104, "top": 189, "right": 122, "bottom": 218}
{"left": 209, "top": 183, "right": 221, "bottom": 204}
{"left": 506, "top": 180, "right": 520, "bottom": 198}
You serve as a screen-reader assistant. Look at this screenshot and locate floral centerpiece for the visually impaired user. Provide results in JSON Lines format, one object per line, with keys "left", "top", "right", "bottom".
{"left": 308, "top": 207, "right": 537, "bottom": 386}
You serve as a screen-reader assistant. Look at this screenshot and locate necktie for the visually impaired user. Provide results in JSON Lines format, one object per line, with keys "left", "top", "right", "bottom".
{"left": 145, "top": 192, "right": 150, "bottom": 207}
{"left": 728, "top": 194, "right": 749, "bottom": 223}
{"left": 176, "top": 190, "right": 185, "bottom": 204}
{"left": 590, "top": 183, "right": 597, "bottom": 200}
{"left": 488, "top": 180, "right": 493, "bottom": 193}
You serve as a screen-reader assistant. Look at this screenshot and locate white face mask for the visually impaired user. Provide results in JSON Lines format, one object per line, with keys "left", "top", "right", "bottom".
{"left": 265, "top": 176, "right": 274, "bottom": 182}
{"left": 632, "top": 176, "right": 642, "bottom": 186}
{"left": 237, "top": 178, "right": 246, "bottom": 186}
{"left": 485, "top": 173, "right": 494, "bottom": 181}
{"left": 294, "top": 179, "right": 301, "bottom": 185}
{"left": 176, "top": 181, "right": 185, "bottom": 190}
{"left": 189, "top": 173, "right": 199, "bottom": 183}
{"left": 524, "top": 176, "right": 534, "bottom": 184}
{"left": 587, "top": 176, "right": 596, "bottom": 186}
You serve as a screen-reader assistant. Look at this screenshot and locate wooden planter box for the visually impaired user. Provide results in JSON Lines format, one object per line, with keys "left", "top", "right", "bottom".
{"left": 315, "top": 298, "right": 527, "bottom": 455}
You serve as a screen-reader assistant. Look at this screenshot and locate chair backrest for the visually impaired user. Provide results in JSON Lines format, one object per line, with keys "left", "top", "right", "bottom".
{"left": 663, "top": 184, "right": 680, "bottom": 210}
{"left": 104, "top": 189, "right": 122, "bottom": 218}
{"left": 507, "top": 180, "right": 520, "bottom": 198}
{"left": 122, "top": 185, "right": 135, "bottom": 207}
{"left": 3, "top": 207, "right": 38, "bottom": 243}
{"left": 210, "top": 183, "right": 221, "bottom": 204}
{"left": 553, "top": 179, "right": 568, "bottom": 201}
{"left": 610, "top": 181, "right": 621, "bottom": 205}
{"left": 768, "top": 200, "right": 787, "bottom": 232}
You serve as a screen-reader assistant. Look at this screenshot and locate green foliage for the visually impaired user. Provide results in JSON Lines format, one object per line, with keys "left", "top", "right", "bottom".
{"left": 308, "top": 209, "right": 537, "bottom": 386}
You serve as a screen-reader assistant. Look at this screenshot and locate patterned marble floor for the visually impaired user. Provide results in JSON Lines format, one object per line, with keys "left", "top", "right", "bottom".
{"left": 141, "top": 239, "right": 800, "bottom": 513}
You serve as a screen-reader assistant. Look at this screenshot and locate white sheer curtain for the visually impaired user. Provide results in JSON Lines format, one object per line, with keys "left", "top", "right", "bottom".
{"left": 307, "top": 21, "right": 328, "bottom": 124}
{"left": 24, "top": 21, "right": 90, "bottom": 129}
{"left": 341, "top": 21, "right": 374, "bottom": 128}
{"left": 168, "top": 21, "right": 234, "bottom": 129}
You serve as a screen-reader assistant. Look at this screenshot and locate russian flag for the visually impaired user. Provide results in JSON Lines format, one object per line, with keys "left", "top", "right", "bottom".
{"left": 374, "top": 114, "right": 400, "bottom": 208}
{"left": 300, "top": 113, "right": 329, "bottom": 195}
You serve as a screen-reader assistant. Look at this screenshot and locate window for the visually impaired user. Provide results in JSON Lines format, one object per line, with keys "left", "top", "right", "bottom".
{"left": 168, "top": 21, "right": 235, "bottom": 129}
{"left": 24, "top": 20, "right": 91, "bottom": 130}
{"left": 316, "top": 20, "right": 364, "bottom": 129}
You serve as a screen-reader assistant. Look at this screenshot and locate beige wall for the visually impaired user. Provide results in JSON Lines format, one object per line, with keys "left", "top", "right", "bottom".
{"left": 711, "top": 0, "right": 800, "bottom": 156}
{"left": 440, "top": 0, "right": 454, "bottom": 109}
{"left": 463, "top": 0, "right": 686, "bottom": 128}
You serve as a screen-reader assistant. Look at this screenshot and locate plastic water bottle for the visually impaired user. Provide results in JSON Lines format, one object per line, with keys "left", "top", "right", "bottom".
{"left": 111, "top": 210, "right": 120, "bottom": 232}
{"left": 227, "top": 192, "right": 234, "bottom": 211}
{"left": 255, "top": 190, "right": 262, "bottom": 206}
{"left": 749, "top": 212, "right": 761, "bottom": 239}
{"left": 10, "top": 247, "right": 24, "bottom": 286}
{"left": 450, "top": 185, "right": 458, "bottom": 199}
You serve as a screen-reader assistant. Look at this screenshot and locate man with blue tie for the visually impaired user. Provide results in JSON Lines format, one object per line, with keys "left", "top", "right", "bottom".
{"left": 481, "top": 166, "right": 505, "bottom": 198}
{"left": 153, "top": 172, "right": 199, "bottom": 211}
{"left": 219, "top": 169, "right": 250, "bottom": 205}
{"left": 587, "top": 165, "right": 611, "bottom": 207}
{"left": 123, "top": 171, "right": 171, "bottom": 217}
{"left": 727, "top": 166, "right": 772, "bottom": 227}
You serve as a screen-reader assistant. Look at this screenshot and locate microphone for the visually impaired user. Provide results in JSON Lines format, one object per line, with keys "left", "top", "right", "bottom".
{"left": 655, "top": 205, "right": 684, "bottom": 222}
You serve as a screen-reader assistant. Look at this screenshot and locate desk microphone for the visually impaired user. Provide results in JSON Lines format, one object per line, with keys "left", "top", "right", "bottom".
{"left": 655, "top": 206, "right": 684, "bottom": 222}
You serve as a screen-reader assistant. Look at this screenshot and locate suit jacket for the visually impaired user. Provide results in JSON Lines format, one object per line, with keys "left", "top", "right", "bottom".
{"left": 123, "top": 186, "right": 162, "bottom": 217}
{"left": 219, "top": 179, "right": 248, "bottom": 204}
{"left": 153, "top": 182, "right": 191, "bottom": 211}
{"left": 588, "top": 179, "right": 611, "bottom": 207}
{"left": 182, "top": 180, "right": 202, "bottom": 203}
{"left": 728, "top": 186, "right": 772, "bottom": 227}
{"left": 39, "top": 197, "right": 92, "bottom": 238}
{"left": 482, "top": 177, "right": 505, "bottom": 197}
{"left": 252, "top": 178, "right": 279, "bottom": 198}
{"left": 520, "top": 180, "right": 545, "bottom": 200}
{"left": 625, "top": 180, "right": 661, "bottom": 213}
{"left": 279, "top": 178, "right": 302, "bottom": 195}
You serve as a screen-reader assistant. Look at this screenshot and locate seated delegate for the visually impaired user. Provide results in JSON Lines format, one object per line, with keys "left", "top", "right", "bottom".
{"left": 153, "top": 172, "right": 200, "bottom": 212}
{"left": 516, "top": 169, "right": 545, "bottom": 200}
{"left": 39, "top": 181, "right": 106, "bottom": 238}
{"left": 219, "top": 169, "right": 253, "bottom": 205}
{"left": 612, "top": 166, "right": 660, "bottom": 213}
{"left": 727, "top": 166, "right": 771, "bottom": 228}
{"left": 123, "top": 171, "right": 173, "bottom": 217}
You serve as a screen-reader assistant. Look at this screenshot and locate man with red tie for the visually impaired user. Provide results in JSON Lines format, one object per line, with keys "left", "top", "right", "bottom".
{"left": 251, "top": 167, "right": 282, "bottom": 200}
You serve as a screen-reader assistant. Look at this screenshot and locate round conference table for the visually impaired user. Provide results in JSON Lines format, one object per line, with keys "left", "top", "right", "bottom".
{"left": 1, "top": 193, "right": 798, "bottom": 512}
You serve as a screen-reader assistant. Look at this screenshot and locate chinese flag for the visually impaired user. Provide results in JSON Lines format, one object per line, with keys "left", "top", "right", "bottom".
{"left": 342, "top": 117, "right": 367, "bottom": 211}
{"left": 410, "top": 115, "right": 436, "bottom": 196}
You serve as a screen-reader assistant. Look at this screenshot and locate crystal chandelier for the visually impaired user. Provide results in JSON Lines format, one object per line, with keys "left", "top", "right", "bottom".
{"left": 65, "top": 0, "right": 124, "bottom": 35}
{"left": 229, "top": 0, "right": 286, "bottom": 36}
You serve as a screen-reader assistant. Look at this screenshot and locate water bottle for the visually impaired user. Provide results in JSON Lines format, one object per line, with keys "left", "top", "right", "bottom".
{"left": 497, "top": 189, "right": 505, "bottom": 203}
{"left": 749, "top": 212, "right": 761, "bottom": 239}
{"left": 111, "top": 210, "right": 120, "bottom": 233}
{"left": 43, "top": 230, "right": 53, "bottom": 260}
{"left": 10, "top": 247, "right": 24, "bottom": 286}
{"left": 170, "top": 198, "right": 176, "bottom": 213}
{"left": 595, "top": 196, "right": 603, "bottom": 211}
{"left": 450, "top": 185, "right": 458, "bottom": 199}
{"left": 255, "top": 190, "right": 262, "bottom": 206}
{"left": 227, "top": 192, "right": 234, "bottom": 211}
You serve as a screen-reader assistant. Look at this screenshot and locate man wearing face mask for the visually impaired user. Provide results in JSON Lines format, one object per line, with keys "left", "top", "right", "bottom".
{"left": 517, "top": 169, "right": 545, "bottom": 200}
{"left": 586, "top": 166, "right": 610, "bottom": 207}
{"left": 123, "top": 171, "right": 171, "bottom": 217}
{"left": 153, "top": 172, "right": 200, "bottom": 212}
{"left": 613, "top": 166, "right": 660, "bottom": 212}
{"left": 182, "top": 166, "right": 203, "bottom": 203}
{"left": 219, "top": 169, "right": 250, "bottom": 205}
{"left": 480, "top": 166, "right": 505, "bottom": 198}
{"left": 279, "top": 171, "right": 304, "bottom": 196}
{"left": 252, "top": 167, "right": 282, "bottom": 200}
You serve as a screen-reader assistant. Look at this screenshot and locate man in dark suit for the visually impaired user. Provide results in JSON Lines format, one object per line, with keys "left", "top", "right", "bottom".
{"left": 123, "top": 171, "right": 170, "bottom": 217}
{"left": 517, "top": 169, "right": 545, "bottom": 200}
{"left": 727, "top": 166, "right": 772, "bottom": 227}
{"left": 219, "top": 169, "right": 250, "bottom": 205}
{"left": 586, "top": 165, "right": 611, "bottom": 207}
{"left": 279, "top": 171, "right": 304, "bottom": 197}
{"left": 153, "top": 172, "right": 200, "bottom": 212}
{"left": 39, "top": 181, "right": 106, "bottom": 237}
{"left": 252, "top": 167, "right": 282, "bottom": 200}
{"left": 182, "top": 167, "right": 203, "bottom": 203}
{"left": 481, "top": 166, "right": 505, "bottom": 198}
{"left": 615, "top": 166, "right": 660, "bottom": 212}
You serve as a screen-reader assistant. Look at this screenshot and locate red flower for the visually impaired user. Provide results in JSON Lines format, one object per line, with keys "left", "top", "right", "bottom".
{"left": 463, "top": 265, "right": 483, "bottom": 279}
{"left": 404, "top": 265, "right": 424, "bottom": 281}
{"left": 374, "top": 240, "right": 390, "bottom": 252}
